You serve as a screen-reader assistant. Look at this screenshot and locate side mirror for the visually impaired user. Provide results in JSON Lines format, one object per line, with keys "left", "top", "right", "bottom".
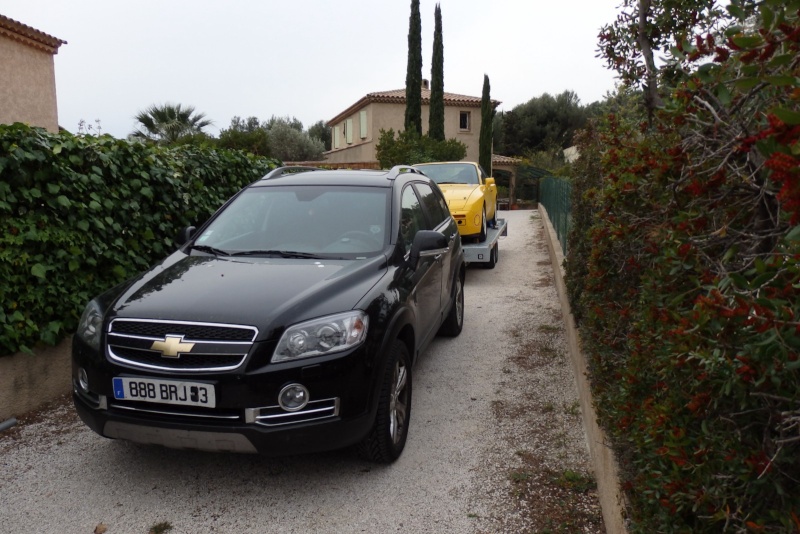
{"left": 485, "top": 177, "right": 496, "bottom": 188}
{"left": 176, "top": 226, "right": 196, "bottom": 246}
{"left": 408, "top": 230, "right": 448, "bottom": 268}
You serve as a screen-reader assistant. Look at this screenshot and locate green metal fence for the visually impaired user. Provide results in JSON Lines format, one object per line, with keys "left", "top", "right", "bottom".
{"left": 538, "top": 176, "right": 572, "bottom": 255}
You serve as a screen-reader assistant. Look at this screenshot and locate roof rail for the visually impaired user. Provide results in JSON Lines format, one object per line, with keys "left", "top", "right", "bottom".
{"left": 261, "top": 166, "right": 324, "bottom": 180}
{"left": 385, "top": 165, "right": 423, "bottom": 180}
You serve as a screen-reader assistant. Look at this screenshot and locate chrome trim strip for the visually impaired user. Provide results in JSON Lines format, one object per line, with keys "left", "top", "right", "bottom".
{"left": 256, "top": 405, "right": 335, "bottom": 420}
{"left": 253, "top": 413, "right": 337, "bottom": 427}
{"left": 110, "top": 403, "right": 240, "bottom": 420}
{"left": 107, "top": 347, "right": 247, "bottom": 372}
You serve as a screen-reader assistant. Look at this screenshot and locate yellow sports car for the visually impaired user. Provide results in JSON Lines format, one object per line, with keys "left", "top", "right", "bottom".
{"left": 413, "top": 162, "right": 498, "bottom": 241}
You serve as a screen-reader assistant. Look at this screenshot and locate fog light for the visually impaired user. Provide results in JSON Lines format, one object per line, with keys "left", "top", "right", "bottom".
{"left": 78, "top": 368, "right": 89, "bottom": 392}
{"left": 278, "top": 384, "right": 309, "bottom": 412}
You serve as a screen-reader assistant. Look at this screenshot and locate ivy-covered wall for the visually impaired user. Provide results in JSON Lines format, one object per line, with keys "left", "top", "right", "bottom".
{"left": 0, "top": 124, "right": 278, "bottom": 355}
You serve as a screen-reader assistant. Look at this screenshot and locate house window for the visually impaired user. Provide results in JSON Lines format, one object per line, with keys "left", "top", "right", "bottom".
{"left": 359, "top": 110, "right": 367, "bottom": 139}
{"left": 346, "top": 118, "right": 354, "bottom": 144}
{"left": 333, "top": 126, "right": 340, "bottom": 149}
{"left": 459, "top": 111, "right": 471, "bottom": 131}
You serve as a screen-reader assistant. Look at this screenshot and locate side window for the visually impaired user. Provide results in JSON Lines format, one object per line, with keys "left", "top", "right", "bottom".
{"left": 400, "top": 185, "right": 426, "bottom": 246}
{"left": 415, "top": 183, "right": 449, "bottom": 228}
{"left": 478, "top": 165, "right": 488, "bottom": 184}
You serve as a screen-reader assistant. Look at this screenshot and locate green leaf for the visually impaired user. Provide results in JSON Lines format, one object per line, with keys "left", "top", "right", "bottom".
{"left": 732, "top": 35, "right": 763, "bottom": 49}
{"left": 726, "top": 4, "right": 746, "bottom": 19}
{"left": 760, "top": 4, "right": 774, "bottom": 27}
{"left": 771, "top": 107, "right": 800, "bottom": 125}
{"left": 52, "top": 144, "right": 63, "bottom": 155}
{"left": 786, "top": 225, "right": 800, "bottom": 242}
{"left": 765, "top": 76, "right": 797, "bottom": 87}
{"left": 734, "top": 78, "right": 760, "bottom": 91}
{"left": 57, "top": 195, "right": 71, "bottom": 208}
{"left": 716, "top": 84, "right": 732, "bottom": 106}
{"left": 77, "top": 220, "right": 90, "bottom": 232}
{"left": 769, "top": 54, "right": 795, "bottom": 68}
{"left": 31, "top": 263, "right": 47, "bottom": 278}
{"left": 47, "top": 183, "right": 60, "bottom": 195}
{"left": 112, "top": 265, "right": 126, "bottom": 278}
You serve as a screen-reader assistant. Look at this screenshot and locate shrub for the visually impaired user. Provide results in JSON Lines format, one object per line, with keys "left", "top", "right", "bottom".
{"left": 375, "top": 129, "right": 466, "bottom": 167}
{"left": 0, "top": 124, "right": 278, "bottom": 355}
{"left": 567, "top": 3, "right": 800, "bottom": 531}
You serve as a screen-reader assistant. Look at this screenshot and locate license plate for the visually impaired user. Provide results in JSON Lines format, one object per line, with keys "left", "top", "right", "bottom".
{"left": 112, "top": 377, "right": 216, "bottom": 408}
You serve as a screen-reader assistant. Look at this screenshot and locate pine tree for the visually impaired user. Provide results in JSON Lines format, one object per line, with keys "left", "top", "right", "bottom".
{"left": 404, "top": 0, "right": 423, "bottom": 136}
{"left": 479, "top": 74, "right": 493, "bottom": 174}
{"left": 428, "top": 4, "right": 445, "bottom": 141}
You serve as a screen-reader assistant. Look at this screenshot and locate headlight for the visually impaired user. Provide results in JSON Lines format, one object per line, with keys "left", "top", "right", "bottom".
{"left": 77, "top": 300, "right": 103, "bottom": 351}
{"left": 272, "top": 311, "right": 368, "bottom": 363}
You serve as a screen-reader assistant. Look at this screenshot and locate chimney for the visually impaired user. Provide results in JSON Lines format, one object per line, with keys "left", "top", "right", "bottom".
{"left": 422, "top": 79, "right": 430, "bottom": 90}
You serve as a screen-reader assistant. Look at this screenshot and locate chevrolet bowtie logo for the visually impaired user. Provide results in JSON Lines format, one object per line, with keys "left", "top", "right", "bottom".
{"left": 150, "top": 335, "right": 195, "bottom": 358}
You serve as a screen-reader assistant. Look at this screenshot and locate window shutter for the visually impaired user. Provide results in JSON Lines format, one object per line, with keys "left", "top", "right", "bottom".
{"left": 359, "top": 110, "right": 367, "bottom": 139}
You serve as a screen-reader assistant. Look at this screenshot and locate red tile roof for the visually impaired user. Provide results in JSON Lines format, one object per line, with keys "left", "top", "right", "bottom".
{"left": 0, "top": 14, "right": 66, "bottom": 54}
{"left": 328, "top": 87, "right": 500, "bottom": 126}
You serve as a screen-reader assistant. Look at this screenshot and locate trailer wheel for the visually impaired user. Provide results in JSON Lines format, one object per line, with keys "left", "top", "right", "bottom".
{"left": 484, "top": 242, "right": 498, "bottom": 269}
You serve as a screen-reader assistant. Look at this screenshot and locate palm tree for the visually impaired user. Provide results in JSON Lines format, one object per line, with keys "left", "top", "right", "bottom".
{"left": 130, "top": 103, "right": 212, "bottom": 144}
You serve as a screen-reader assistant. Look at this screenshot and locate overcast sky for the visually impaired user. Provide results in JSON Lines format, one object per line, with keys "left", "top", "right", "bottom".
{"left": 1, "top": 0, "right": 622, "bottom": 139}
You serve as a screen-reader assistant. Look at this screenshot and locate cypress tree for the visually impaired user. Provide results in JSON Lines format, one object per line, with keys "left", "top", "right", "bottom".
{"left": 479, "top": 74, "right": 493, "bottom": 174}
{"left": 428, "top": 4, "right": 445, "bottom": 141}
{"left": 404, "top": 0, "right": 422, "bottom": 136}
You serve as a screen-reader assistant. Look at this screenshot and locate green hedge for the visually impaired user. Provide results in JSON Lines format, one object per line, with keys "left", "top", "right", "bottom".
{"left": 565, "top": 5, "right": 800, "bottom": 531}
{"left": 0, "top": 124, "right": 278, "bottom": 355}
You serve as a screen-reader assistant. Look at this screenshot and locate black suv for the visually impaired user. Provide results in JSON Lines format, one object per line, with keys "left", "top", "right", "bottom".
{"left": 72, "top": 165, "right": 465, "bottom": 463}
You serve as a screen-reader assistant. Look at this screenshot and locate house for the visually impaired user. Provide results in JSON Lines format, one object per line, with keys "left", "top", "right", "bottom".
{"left": 0, "top": 14, "right": 66, "bottom": 132}
{"left": 324, "top": 80, "right": 499, "bottom": 166}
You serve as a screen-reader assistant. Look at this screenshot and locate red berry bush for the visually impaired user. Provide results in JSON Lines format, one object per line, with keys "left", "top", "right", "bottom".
{"left": 567, "top": 2, "right": 800, "bottom": 531}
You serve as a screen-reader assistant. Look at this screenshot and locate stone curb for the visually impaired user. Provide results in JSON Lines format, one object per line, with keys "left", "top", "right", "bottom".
{"left": 538, "top": 206, "right": 628, "bottom": 534}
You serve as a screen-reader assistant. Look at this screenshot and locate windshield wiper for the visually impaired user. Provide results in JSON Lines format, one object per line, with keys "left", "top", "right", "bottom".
{"left": 190, "top": 244, "right": 231, "bottom": 256}
{"left": 229, "top": 249, "right": 323, "bottom": 259}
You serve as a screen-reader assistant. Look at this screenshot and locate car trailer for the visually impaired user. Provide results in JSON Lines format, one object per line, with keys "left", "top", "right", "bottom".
{"left": 461, "top": 218, "right": 508, "bottom": 269}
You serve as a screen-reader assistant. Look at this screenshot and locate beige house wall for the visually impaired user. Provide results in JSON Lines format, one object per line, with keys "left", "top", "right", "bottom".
{"left": 0, "top": 35, "right": 59, "bottom": 132}
{"left": 325, "top": 101, "right": 482, "bottom": 165}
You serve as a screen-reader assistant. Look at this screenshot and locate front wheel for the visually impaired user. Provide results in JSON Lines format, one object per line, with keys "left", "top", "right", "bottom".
{"left": 358, "top": 341, "right": 412, "bottom": 463}
{"left": 479, "top": 207, "right": 487, "bottom": 242}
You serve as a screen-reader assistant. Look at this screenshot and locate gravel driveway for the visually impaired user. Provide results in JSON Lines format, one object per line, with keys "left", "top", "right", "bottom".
{"left": 0, "top": 209, "right": 603, "bottom": 534}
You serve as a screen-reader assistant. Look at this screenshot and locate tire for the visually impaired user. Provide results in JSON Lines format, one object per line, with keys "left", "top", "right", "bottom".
{"left": 478, "top": 207, "right": 487, "bottom": 242}
{"left": 484, "top": 242, "right": 498, "bottom": 270}
{"left": 439, "top": 275, "right": 464, "bottom": 337}
{"left": 358, "top": 341, "right": 412, "bottom": 463}
{"left": 489, "top": 201, "right": 498, "bottom": 228}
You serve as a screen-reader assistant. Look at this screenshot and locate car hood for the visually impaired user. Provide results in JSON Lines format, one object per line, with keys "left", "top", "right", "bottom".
{"left": 110, "top": 251, "right": 387, "bottom": 340}
{"left": 439, "top": 184, "right": 482, "bottom": 210}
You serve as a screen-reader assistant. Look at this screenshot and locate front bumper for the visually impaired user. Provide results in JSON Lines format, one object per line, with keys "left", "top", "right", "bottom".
{"left": 72, "top": 335, "right": 380, "bottom": 455}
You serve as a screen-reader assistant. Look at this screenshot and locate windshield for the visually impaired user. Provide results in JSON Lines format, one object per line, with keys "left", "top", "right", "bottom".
{"left": 415, "top": 163, "right": 479, "bottom": 185}
{"left": 193, "top": 185, "right": 390, "bottom": 258}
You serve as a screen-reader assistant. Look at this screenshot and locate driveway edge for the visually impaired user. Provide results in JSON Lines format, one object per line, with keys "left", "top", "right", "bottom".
{"left": 538, "top": 206, "right": 628, "bottom": 534}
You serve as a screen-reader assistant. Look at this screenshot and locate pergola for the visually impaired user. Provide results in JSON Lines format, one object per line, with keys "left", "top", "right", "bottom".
{"left": 491, "top": 154, "right": 523, "bottom": 207}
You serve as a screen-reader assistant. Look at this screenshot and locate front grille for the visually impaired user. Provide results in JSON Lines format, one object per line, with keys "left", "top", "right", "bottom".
{"left": 107, "top": 318, "right": 258, "bottom": 372}
{"left": 110, "top": 320, "right": 256, "bottom": 342}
